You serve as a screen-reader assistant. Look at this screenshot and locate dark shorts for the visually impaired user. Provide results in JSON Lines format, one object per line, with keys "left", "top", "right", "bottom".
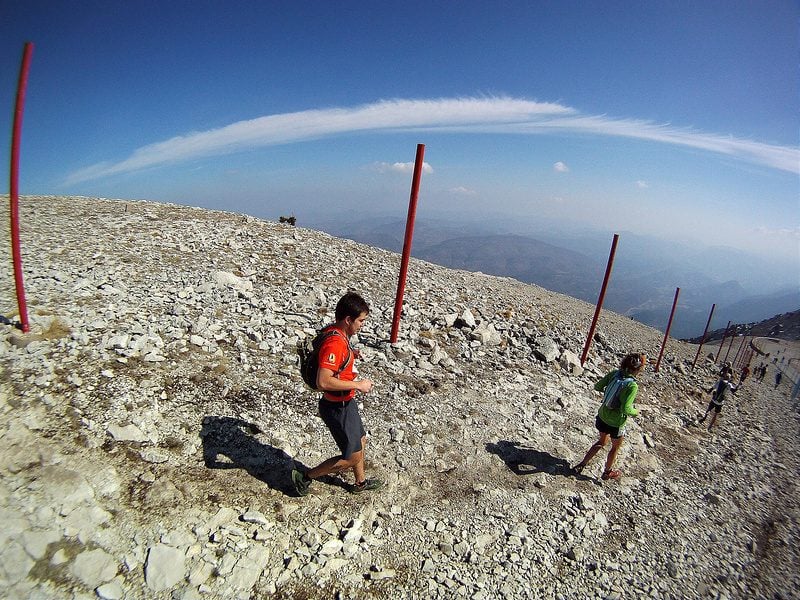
{"left": 318, "top": 398, "right": 365, "bottom": 459}
{"left": 707, "top": 400, "right": 723, "bottom": 414}
{"left": 596, "top": 415, "right": 623, "bottom": 439}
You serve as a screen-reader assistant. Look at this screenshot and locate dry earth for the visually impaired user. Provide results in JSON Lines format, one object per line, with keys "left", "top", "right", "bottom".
{"left": 1, "top": 196, "right": 798, "bottom": 600}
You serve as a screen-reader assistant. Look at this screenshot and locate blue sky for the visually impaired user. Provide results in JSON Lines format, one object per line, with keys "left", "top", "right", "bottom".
{"left": 1, "top": 1, "right": 798, "bottom": 269}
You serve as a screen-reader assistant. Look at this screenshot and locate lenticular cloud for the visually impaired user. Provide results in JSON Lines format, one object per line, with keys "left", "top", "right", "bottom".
{"left": 65, "top": 96, "right": 799, "bottom": 184}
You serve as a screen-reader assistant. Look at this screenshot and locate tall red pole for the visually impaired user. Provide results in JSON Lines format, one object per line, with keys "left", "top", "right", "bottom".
{"left": 692, "top": 303, "right": 716, "bottom": 370}
{"left": 390, "top": 144, "right": 425, "bottom": 343}
{"left": 580, "top": 233, "right": 619, "bottom": 366}
{"left": 715, "top": 321, "right": 731, "bottom": 362}
{"left": 9, "top": 42, "right": 33, "bottom": 333}
{"left": 654, "top": 287, "right": 680, "bottom": 373}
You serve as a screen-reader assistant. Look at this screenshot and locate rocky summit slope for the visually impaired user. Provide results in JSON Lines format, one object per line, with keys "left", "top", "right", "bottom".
{"left": 1, "top": 196, "right": 798, "bottom": 600}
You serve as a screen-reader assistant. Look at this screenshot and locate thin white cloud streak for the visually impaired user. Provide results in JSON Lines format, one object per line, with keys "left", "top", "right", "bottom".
{"left": 472, "top": 115, "right": 799, "bottom": 173}
{"left": 374, "top": 161, "right": 433, "bottom": 174}
{"left": 553, "top": 161, "right": 569, "bottom": 173}
{"left": 448, "top": 186, "right": 477, "bottom": 195}
{"left": 65, "top": 97, "right": 799, "bottom": 184}
{"left": 755, "top": 225, "right": 800, "bottom": 239}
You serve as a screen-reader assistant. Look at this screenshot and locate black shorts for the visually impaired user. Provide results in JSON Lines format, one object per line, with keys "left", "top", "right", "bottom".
{"left": 595, "top": 415, "right": 623, "bottom": 439}
{"left": 707, "top": 400, "right": 723, "bottom": 414}
{"left": 318, "top": 398, "right": 365, "bottom": 459}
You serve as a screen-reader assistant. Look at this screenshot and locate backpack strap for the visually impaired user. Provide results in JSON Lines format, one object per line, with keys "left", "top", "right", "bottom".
{"left": 329, "top": 329, "right": 352, "bottom": 377}
{"left": 321, "top": 328, "right": 352, "bottom": 397}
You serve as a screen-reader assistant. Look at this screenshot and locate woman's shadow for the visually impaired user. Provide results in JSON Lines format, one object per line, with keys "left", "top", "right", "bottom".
{"left": 486, "top": 440, "right": 586, "bottom": 479}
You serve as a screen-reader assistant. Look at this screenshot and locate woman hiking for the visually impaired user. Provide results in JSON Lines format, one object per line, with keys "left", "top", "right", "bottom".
{"left": 572, "top": 352, "right": 646, "bottom": 481}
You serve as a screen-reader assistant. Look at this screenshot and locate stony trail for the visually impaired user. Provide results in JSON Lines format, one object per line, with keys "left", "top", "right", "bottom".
{"left": 1, "top": 196, "right": 798, "bottom": 599}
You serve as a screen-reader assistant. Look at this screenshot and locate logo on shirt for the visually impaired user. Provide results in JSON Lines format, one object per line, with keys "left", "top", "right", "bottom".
{"left": 328, "top": 353, "right": 336, "bottom": 363}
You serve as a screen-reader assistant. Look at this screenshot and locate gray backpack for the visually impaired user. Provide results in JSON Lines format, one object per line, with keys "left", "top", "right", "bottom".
{"left": 602, "top": 371, "right": 634, "bottom": 410}
{"left": 711, "top": 380, "right": 730, "bottom": 406}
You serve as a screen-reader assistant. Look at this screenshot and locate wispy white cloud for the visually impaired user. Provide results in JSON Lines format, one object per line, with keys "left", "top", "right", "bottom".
{"left": 636, "top": 180, "right": 649, "bottom": 189}
{"left": 754, "top": 225, "right": 800, "bottom": 239}
{"left": 448, "top": 186, "right": 477, "bottom": 195}
{"left": 553, "top": 161, "right": 569, "bottom": 173}
{"left": 65, "top": 96, "right": 800, "bottom": 184}
{"left": 373, "top": 161, "right": 434, "bottom": 174}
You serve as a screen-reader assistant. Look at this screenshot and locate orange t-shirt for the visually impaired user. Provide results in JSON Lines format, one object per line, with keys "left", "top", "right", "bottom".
{"left": 317, "top": 327, "right": 355, "bottom": 401}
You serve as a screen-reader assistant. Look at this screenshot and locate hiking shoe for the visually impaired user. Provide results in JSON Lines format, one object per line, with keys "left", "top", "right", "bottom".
{"left": 350, "top": 478, "right": 383, "bottom": 494}
{"left": 292, "top": 469, "right": 311, "bottom": 497}
{"left": 601, "top": 469, "right": 621, "bottom": 481}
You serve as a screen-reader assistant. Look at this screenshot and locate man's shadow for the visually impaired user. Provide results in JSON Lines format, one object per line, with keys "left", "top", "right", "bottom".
{"left": 200, "top": 416, "right": 349, "bottom": 497}
{"left": 486, "top": 440, "right": 578, "bottom": 478}
{"left": 200, "top": 416, "right": 295, "bottom": 495}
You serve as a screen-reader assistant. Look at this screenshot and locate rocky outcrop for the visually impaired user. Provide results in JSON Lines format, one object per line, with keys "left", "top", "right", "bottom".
{"left": 1, "top": 196, "right": 797, "bottom": 599}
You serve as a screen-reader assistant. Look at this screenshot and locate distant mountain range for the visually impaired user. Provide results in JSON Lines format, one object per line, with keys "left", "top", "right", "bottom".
{"left": 686, "top": 309, "right": 800, "bottom": 343}
{"left": 309, "top": 216, "right": 799, "bottom": 340}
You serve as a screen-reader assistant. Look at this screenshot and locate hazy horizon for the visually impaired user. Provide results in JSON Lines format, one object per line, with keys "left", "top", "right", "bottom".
{"left": 2, "top": 3, "right": 797, "bottom": 264}
{"left": 304, "top": 209, "right": 798, "bottom": 288}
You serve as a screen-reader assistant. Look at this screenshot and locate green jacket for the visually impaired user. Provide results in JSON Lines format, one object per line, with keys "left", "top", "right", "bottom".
{"left": 595, "top": 369, "right": 639, "bottom": 428}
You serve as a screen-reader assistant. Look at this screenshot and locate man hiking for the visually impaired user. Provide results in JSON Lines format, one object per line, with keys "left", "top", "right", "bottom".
{"left": 699, "top": 367, "right": 737, "bottom": 431}
{"left": 292, "top": 292, "right": 383, "bottom": 496}
{"left": 739, "top": 364, "right": 750, "bottom": 385}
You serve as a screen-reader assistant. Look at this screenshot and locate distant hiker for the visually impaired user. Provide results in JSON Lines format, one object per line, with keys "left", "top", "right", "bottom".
{"left": 699, "top": 371, "right": 737, "bottom": 431}
{"left": 572, "top": 353, "right": 646, "bottom": 481}
{"left": 757, "top": 364, "right": 767, "bottom": 383}
{"left": 719, "top": 363, "right": 735, "bottom": 381}
{"left": 739, "top": 365, "right": 750, "bottom": 385}
{"left": 775, "top": 370, "right": 783, "bottom": 389}
{"left": 292, "top": 292, "right": 383, "bottom": 496}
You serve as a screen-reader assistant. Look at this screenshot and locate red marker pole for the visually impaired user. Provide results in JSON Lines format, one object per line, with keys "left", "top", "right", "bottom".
{"left": 9, "top": 42, "right": 33, "bottom": 333}
{"left": 580, "top": 233, "right": 619, "bottom": 366}
{"left": 732, "top": 335, "right": 747, "bottom": 368}
{"left": 723, "top": 330, "right": 737, "bottom": 364}
{"left": 654, "top": 287, "right": 680, "bottom": 373}
{"left": 390, "top": 144, "right": 425, "bottom": 343}
{"left": 691, "top": 303, "right": 716, "bottom": 370}
{"left": 715, "top": 321, "right": 731, "bottom": 363}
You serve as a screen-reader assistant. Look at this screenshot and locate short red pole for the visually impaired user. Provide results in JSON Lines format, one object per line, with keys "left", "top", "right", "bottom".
{"left": 9, "top": 42, "right": 33, "bottom": 333}
{"left": 715, "top": 321, "right": 731, "bottom": 362}
{"left": 692, "top": 303, "right": 716, "bottom": 370}
{"left": 732, "top": 335, "right": 747, "bottom": 367}
{"left": 654, "top": 287, "right": 680, "bottom": 373}
{"left": 744, "top": 348, "right": 753, "bottom": 368}
{"left": 580, "top": 233, "right": 619, "bottom": 366}
{"left": 390, "top": 144, "right": 425, "bottom": 343}
{"left": 739, "top": 350, "right": 748, "bottom": 370}
{"left": 723, "top": 329, "right": 737, "bottom": 364}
